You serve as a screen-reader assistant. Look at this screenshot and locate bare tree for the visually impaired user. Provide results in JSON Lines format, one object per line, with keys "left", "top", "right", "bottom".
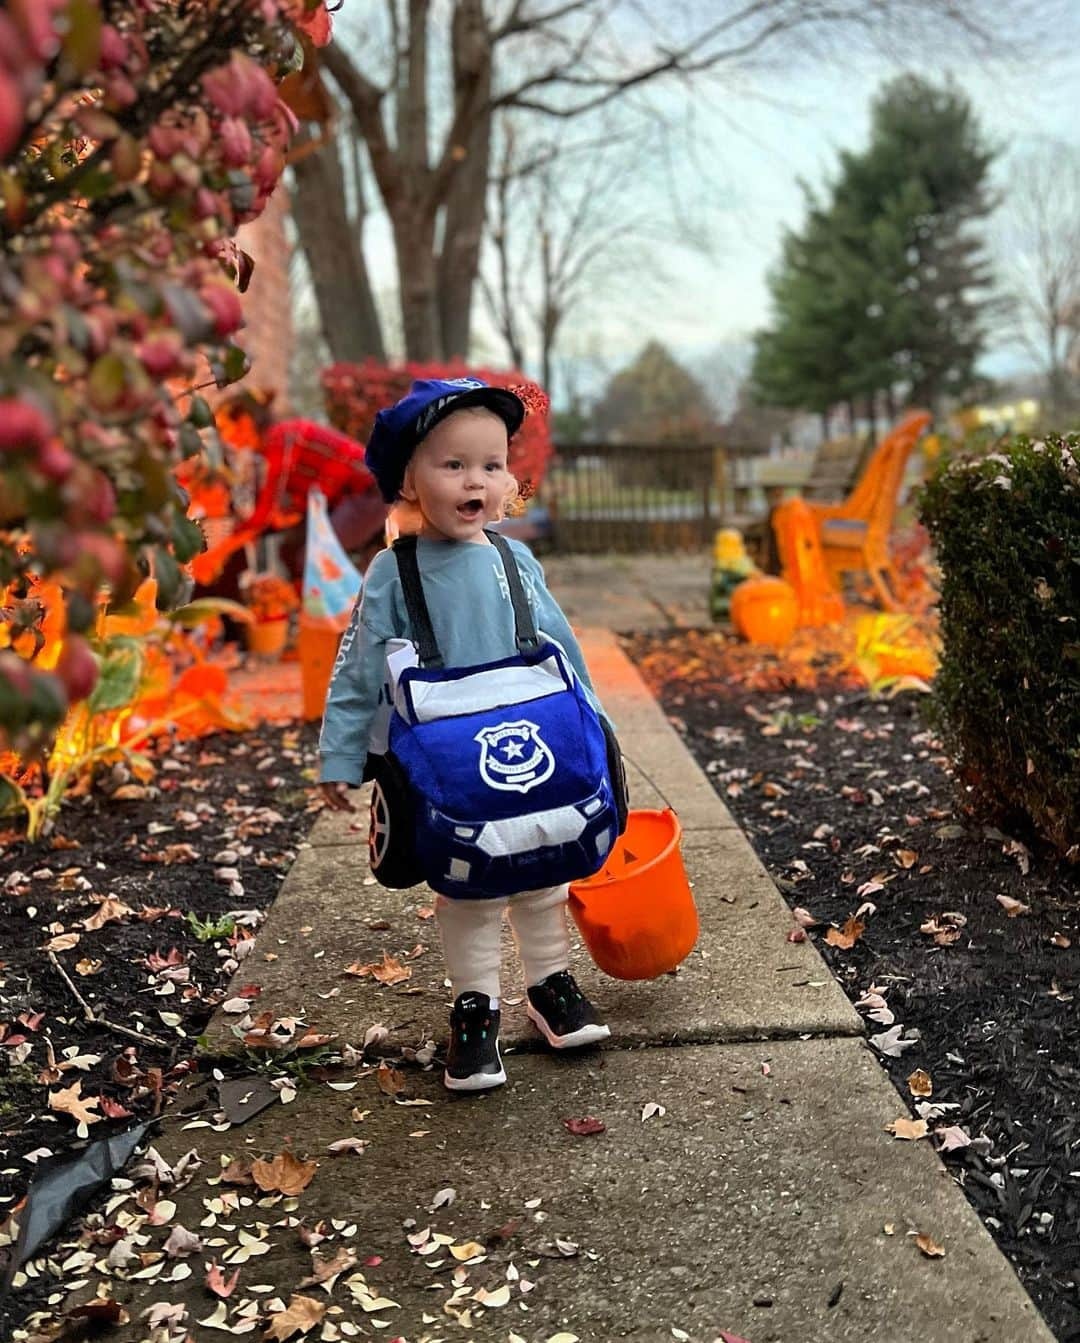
{"left": 314, "top": 0, "right": 1060, "bottom": 364}
{"left": 479, "top": 117, "right": 661, "bottom": 394}
{"left": 999, "top": 140, "right": 1080, "bottom": 408}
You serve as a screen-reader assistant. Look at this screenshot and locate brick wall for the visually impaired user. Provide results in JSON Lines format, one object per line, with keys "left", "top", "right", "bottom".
{"left": 233, "top": 184, "right": 294, "bottom": 414}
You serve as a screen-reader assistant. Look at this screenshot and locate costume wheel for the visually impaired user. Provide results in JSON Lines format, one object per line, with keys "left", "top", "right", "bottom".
{"left": 602, "top": 718, "right": 630, "bottom": 836}
{"left": 367, "top": 753, "right": 422, "bottom": 889}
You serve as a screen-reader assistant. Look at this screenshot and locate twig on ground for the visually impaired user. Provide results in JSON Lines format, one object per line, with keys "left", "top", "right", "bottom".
{"left": 47, "top": 950, "right": 172, "bottom": 1049}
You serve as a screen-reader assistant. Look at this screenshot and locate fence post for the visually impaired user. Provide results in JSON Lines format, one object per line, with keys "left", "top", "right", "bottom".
{"left": 712, "top": 444, "right": 727, "bottom": 526}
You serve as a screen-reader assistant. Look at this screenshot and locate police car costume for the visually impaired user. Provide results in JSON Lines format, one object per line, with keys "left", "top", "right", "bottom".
{"left": 318, "top": 379, "right": 623, "bottom": 1091}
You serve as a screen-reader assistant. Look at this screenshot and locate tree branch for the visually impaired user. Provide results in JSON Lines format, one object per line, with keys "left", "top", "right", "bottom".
{"left": 320, "top": 43, "right": 403, "bottom": 210}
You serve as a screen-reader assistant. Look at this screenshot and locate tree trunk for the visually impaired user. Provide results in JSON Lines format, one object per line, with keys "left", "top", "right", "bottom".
{"left": 291, "top": 133, "right": 385, "bottom": 362}
{"left": 395, "top": 205, "right": 440, "bottom": 360}
{"left": 436, "top": 0, "right": 492, "bottom": 360}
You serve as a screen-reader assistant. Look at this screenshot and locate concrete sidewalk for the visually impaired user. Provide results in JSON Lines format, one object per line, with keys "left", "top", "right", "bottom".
{"left": 89, "top": 631, "right": 1050, "bottom": 1343}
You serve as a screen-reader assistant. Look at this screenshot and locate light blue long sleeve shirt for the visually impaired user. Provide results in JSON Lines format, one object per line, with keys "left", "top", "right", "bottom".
{"left": 318, "top": 536, "right": 605, "bottom": 786}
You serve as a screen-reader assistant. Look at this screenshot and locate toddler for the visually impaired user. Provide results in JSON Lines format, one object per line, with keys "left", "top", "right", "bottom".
{"left": 318, "top": 378, "right": 611, "bottom": 1091}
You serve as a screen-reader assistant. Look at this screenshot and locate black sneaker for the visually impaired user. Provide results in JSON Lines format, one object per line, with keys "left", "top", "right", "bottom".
{"left": 444, "top": 992, "right": 506, "bottom": 1092}
{"left": 527, "top": 971, "right": 611, "bottom": 1049}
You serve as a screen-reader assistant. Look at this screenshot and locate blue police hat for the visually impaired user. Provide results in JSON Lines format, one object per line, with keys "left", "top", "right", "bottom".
{"left": 364, "top": 377, "right": 526, "bottom": 503}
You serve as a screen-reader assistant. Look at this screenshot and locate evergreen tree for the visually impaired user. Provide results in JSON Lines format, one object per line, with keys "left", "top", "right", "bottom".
{"left": 752, "top": 75, "right": 997, "bottom": 417}
{"left": 591, "top": 341, "right": 716, "bottom": 442}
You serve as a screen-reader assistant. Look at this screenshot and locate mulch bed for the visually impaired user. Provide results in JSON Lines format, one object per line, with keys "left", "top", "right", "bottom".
{"left": 624, "top": 628, "right": 1080, "bottom": 1343}
{"left": 0, "top": 722, "right": 320, "bottom": 1339}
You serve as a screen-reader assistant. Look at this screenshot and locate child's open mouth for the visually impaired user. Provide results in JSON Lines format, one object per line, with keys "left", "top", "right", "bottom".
{"left": 457, "top": 500, "right": 483, "bottom": 519}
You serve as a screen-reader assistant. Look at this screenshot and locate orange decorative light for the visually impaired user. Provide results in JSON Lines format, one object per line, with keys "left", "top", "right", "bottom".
{"left": 730, "top": 575, "right": 800, "bottom": 647}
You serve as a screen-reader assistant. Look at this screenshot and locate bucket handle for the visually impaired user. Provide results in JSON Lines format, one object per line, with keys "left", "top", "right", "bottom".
{"left": 621, "top": 751, "right": 679, "bottom": 815}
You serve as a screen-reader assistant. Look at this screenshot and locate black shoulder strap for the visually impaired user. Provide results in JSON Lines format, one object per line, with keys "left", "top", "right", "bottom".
{"left": 392, "top": 535, "right": 443, "bottom": 668}
{"left": 487, "top": 530, "right": 541, "bottom": 654}
{"left": 392, "top": 531, "right": 541, "bottom": 668}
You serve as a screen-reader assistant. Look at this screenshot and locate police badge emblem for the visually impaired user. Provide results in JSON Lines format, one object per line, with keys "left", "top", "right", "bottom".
{"left": 475, "top": 719, "right": 556, "bottom": 794}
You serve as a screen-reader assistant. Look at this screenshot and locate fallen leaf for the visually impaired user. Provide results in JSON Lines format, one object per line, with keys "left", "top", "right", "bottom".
{"left": 641, "top": 1102, "right": 666, "bottom": 1122}
{"left": 996, "top": 894, "right": 1031, "bottom": 917}
{"left": 431, "top": 1187, "right": 456, "bottom": 1209}
{"left": 824, "top": 916, "right": 865, "bottom": 950}
{"left": 206, "top": 1262, "right": 241, "bottom": 1298}
{"left": 264, "top": 1294, "right": 326, "bottom": 1339}
{"left": 907, "top": 1069, "right": 932, "bottom": 1097}
{"left": 344, "top": 952, "right": 412, "bottom": 987}
{"left": 327, "top": 1138, "right": 368, "bottom": 1155}
{"left": 251, "top": 1151, "right": 319, "bottom": 1196}
{"left": 376, "top": 1062, "right": 405, "bottom": 1097}
{"left": 786, "top": 927, "right": 807, "bottom": 943}
{"left": 885, "top": 1117, "right": 929, "bottom": 1141}
{"left": 220, "top": 1157, "right": 255, "bottom": 1185}
{"left": 1052, "top": 932, "right": 1072, "bottom": 949}
{"left": 82, "top": 896, "right": 135, "bottom": 930}
{"left": 299, "top": 1246, "right": 357, "bottom": 1287}
{"left": 791, "top": 907, "right": 820, "bottom": 928}
{"left": 449, "top": 1240, "right": 485, "bottom": 1262}
{"left": 164, "top": 1224, "right": 203, "bottom": 1257}
{"left": 44, "top": 932, "right": 80, "bottom": 953}
{"left": 48, "top": 1079, "right": 102, "bottom": 1134}
{"left": 895, "top": 849, "right": 918, "bottom": 868}
{"left": 936, "top": 1125, "right": 972, "bottom": 1152}
{"left": 564, "top": 1117, "right": 606, "bottom": 1136}
{"left": 474, "top": 1283, "right": 511, "bottom": 1308}
{"left": 914, "top": 1232, "right": 945, "bottom": 1258}
{"left": 868, "top": 1025, "right": 918, "bottom": 1058}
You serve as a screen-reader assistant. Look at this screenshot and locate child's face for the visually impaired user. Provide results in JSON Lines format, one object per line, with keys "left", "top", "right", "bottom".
{"left": 402, "top": 409, "right": 512, "bottom": 543}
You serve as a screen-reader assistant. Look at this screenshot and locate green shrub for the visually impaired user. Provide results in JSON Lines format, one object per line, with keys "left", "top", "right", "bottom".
{"left": 919, "top": 435, "right": 1080, "bottom": 858}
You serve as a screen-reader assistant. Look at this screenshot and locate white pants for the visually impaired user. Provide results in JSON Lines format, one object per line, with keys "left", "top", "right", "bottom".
{"left": 435, "top": 883, "right": 570, "bottom": 1003}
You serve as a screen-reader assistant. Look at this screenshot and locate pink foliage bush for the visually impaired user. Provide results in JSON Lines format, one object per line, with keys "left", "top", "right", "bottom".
{"left": 0, "top": 0, "right": 332, "bottom": 752}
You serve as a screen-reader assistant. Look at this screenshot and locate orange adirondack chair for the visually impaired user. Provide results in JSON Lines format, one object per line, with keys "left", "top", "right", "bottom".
{"left": 773, "top": 410, "right": 931, "bottom": 610}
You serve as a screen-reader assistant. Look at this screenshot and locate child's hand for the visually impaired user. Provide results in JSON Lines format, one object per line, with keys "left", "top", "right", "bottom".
{"left": 318, "top": 781, "right": 356, "bottom": 812}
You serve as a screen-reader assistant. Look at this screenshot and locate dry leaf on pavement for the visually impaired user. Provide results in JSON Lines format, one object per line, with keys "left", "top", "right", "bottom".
{"left": 264, "top": 1294, "right": 327, "bottom": 1340}
{"left": 251, "top": 1151, "right": 319, "bottom": 1195}
{"left": 344, "top": 952, "right": 412, "bottom": 986}
{"left": 564, "top": 1117, "right": 606, "bottom": 1136}
{"left": 327, "top": 1138, "right": 369, "bottom": 1155}
{"left": 376, "top": 1062, "right": 405, "bottom": 1096}
{"left": 450, "top": 1240, "right": 486, "bottom": 1261}
{"left": 914, "top": 1232, "right": 945, "bottom": 1257}
{"left": 299, "top": 1246, "right": 357, "bottom": 1287}
{"left": 206, "top": 1262, "right": 241, "bottom": 1298}
{"left": 886, "top": 1117, "right": 929, "bottom": 1141}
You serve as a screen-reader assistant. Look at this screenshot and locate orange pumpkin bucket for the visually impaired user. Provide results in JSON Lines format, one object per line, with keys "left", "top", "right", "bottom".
{"left": 568, "top": 809, "right": 697, "bottom": 980}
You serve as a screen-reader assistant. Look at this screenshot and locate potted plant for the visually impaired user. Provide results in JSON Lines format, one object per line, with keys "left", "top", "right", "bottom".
{"left": 240, "top": 573, "right": 299, "bottom": 658}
